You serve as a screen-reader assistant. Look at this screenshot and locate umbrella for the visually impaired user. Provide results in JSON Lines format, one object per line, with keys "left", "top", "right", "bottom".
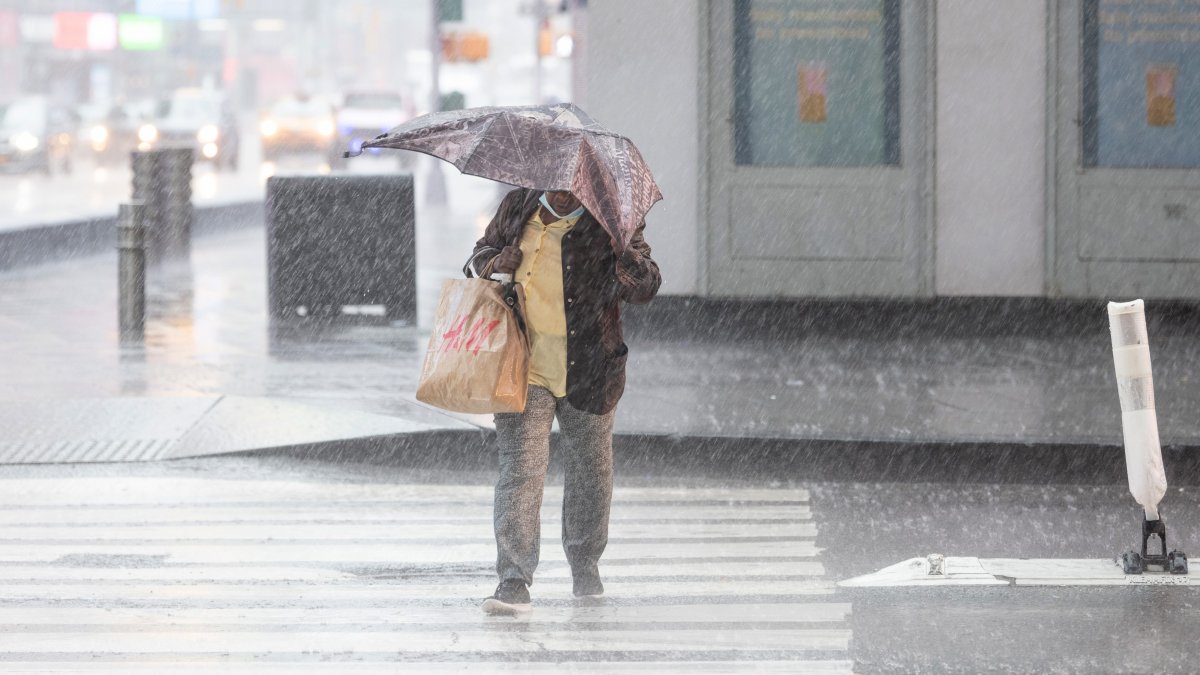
{"left": 354, "top": 103, "right": 662, "bottom": 252}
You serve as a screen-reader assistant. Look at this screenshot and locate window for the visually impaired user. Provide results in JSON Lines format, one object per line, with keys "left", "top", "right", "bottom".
{"left": 733, "top": 0, "right": 901, "bottom": 167}
{"left": 1082, "top": 0, "right": 1200, "bottom": 168}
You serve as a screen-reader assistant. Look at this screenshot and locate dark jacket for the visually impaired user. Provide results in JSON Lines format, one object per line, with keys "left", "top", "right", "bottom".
{"left": 464, "top": 188, "right": 661, "bottom": 415}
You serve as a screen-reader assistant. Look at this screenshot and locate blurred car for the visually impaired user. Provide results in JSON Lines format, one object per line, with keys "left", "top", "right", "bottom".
{"left": 79, "top": 99, "right": 156, "bottom": 167}
{"left": 330, "top": 90, "right": 414, "bottom": 168}
{"left": 0, "top": 96, "right": 76, "bottom": 175}
{"left": 139, "top": 88, "right": 240, "bottom": 170}
{"left": 259, "top": 93, "right": 336, "bottom": 160}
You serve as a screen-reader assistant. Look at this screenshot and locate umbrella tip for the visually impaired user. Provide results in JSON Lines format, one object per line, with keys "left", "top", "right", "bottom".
{"left": 344, "top": 149, "right": 364, "bottom": 159}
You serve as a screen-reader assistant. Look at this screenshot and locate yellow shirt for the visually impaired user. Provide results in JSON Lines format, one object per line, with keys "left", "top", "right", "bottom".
{"left": 514, "top": 207, "right": 580, "bottom": 397}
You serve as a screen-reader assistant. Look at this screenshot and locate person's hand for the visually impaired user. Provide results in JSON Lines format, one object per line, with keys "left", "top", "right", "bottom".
{"left": 492, "top": 246, "right": 523, "bottom": 274}
{"left": 615, "top": 248, "right": 640, "bottom": 279}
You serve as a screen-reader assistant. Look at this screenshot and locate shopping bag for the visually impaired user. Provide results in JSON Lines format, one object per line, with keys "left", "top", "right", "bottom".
{"left": 416, "top": 277, "right": 529, "bottom": 413}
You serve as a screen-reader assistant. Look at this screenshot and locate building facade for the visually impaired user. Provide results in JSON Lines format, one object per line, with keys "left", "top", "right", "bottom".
{"left": 583, "top": 0, "right": 1200, "bottom": 299}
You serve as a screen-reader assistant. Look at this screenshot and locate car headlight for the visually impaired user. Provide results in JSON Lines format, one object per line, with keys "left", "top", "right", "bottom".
{"left": 90, "top": 125, "right": 109, "bottom": 145}
{"left": 138, "top": 124, "right": 158, "bottom": 143}
{"left": 11, "top": 132, "right": 39, "bottom": 152}
{"left": 317, "top": 119, "right": 334, "bottom": 137}
{"left": 198, "top": 125, "right": 219, "bottom": 144}
{"left": 259, "top": 119, "right": 278, "bottom": 137}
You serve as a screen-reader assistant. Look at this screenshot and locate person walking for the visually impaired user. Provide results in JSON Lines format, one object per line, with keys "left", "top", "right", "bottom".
{"left": 464, "top": 187, "right": 661, "bottom": 615}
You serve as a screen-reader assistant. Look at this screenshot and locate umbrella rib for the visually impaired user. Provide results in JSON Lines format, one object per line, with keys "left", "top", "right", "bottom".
{"left": 499, "top": 113, "right": 526, "bottom": 167}
{"left": 457, "top": 114, "right": 502, "bottom": 169}
{"left": 568, "top": 136, "right": 586, "bottom": 185}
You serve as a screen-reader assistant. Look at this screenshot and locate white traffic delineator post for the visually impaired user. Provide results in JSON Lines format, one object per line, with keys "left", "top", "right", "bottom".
{"left": 1109, "top": 300, "right": 1166, "bottom": 522}
{"left": 1108, "top": 300, "right": 1186, "bottom": 574}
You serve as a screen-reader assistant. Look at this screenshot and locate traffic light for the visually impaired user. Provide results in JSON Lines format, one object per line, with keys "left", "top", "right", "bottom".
{"left": 438, "top": 0, "right": 463, "bottom": 23}
{"left": 460, "top": 32, "right": 489, "bottom": 61}
{"left": 538, "top": 23, "right": 553, "bottom": 57}
{"left": 441, "top": 31, "right": 489, "bottom": 63}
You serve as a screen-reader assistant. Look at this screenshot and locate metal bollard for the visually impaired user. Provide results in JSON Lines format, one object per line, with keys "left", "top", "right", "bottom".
{"left": 117, "top": 202, "right": 147, "bottom": 341}
{"left": 161, "top": 148, "right": 194, "bottom": 260}
{"left": 131, "top": 150, "right": 163, "bottom": 264}
{"left": 131, "top": 148, "right": 194, "bottom": 263}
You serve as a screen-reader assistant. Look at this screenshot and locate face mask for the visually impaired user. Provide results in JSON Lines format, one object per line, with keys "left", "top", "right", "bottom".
{"left": 540, "top": 193, "right": 585, "bottom": 221}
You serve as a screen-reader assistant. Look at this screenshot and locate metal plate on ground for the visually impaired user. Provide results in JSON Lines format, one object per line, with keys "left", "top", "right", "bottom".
{"left": 0, "top": 397, "right": 219, "bottom": 464}
{"left": 0, "top": 396, "right": 452, "bottom": 465}
{"left": 839, "top": 556, "right": 1199, "bottom": 587}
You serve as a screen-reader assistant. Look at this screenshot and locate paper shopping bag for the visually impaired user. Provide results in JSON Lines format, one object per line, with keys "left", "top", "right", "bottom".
{"left": 416, "top": 277, "right": 529, "bottom": 414}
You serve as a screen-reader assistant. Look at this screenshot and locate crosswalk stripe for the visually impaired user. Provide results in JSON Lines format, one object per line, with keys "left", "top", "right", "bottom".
{"left": 0, "top": 603, "right": 851, "bottom": 625}
{"left": 0, "top": 662, "right": 855, "bottom": 674}
{"left": 0, "top": 521, "right": 818, "bottom": 539}
{"left": 0, "top": 505, "right": 812, "bottom": 523}
{"left": 0, "top": 628, "right": 851, "bottom": 653}
{"left": 0, "top": 480, "right": 810, "bottom": 506}
{"left": 0, "top": 579, "right": 836, "bottom": 603}
{"left": 0, "top": 560, "right": 824, "bottom": 582}
{"left": 0, "top": 540, "right": 822, "bottom": 564}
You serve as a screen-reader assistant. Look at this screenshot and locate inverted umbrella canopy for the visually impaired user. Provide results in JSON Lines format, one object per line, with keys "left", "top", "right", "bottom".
{"left": 358, "top": 103, "right": 662, "bottom": 251}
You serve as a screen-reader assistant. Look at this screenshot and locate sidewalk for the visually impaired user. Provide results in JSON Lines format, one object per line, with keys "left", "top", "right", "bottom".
{"left": 0, "top": 160, "right": 267, "bottom": 235}
{"left": 3, "top": 170, "right": 1200, "bottom": 480}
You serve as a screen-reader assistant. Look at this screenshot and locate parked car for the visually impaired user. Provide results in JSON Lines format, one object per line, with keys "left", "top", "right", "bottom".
{"left": 330, "top": 90, "right": 413, "bottom": 169}
{"left": 79, "top": 99, "right": 156, "bottom": 167}
{"left": 0, "top": 96, "right": 76, "bottom": 175}
{"left": 259, "top": 93, "right": 336, "bottom": 160}
{"left": 139, "top": 89, "right": 239, "bottom": 170}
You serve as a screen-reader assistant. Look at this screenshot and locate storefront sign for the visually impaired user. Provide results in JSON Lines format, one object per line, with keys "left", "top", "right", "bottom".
{"left": 119, "top": 14, "right": 165, "bottom": 51}
{"left": 135, "top": 0, "right": 220, "bottom": 21}
{"left": 53, "top": 12, "right": 91, "bottom": 50}
{"left": 0, "top": 11, "right": 18, "bottom": 49}
{"left": 20, "top": 15, "right": 54, "bottom": 44}
{"left": 52, "top": 12, "right": 118, "bottom": 51}
{"left": 88, "top": 13, "right": 118, "bottom": 51}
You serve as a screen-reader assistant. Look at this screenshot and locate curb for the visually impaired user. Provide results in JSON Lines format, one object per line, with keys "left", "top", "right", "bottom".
{"left": 622, "top": 295, "right": 1200, "bottom": 340}
{"left": 0, "top": 201, "right": 264, "bottom": 272}
{"left": 225, "top": 429, "right": 1200, "bottom": 486}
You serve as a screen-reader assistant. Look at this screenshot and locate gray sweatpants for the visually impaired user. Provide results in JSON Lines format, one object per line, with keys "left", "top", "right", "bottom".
{"left": 493, "top": 385, "right": 616, "bottom": 585}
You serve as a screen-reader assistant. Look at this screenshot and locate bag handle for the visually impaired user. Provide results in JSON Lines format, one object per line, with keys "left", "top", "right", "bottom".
{"left": 501, "top": 282, "right": 527, "bottom": 335}
{"left": 476, "top": 248, "right": 527, "bottom": 334}
{"left": 479, "top": 255, "right": 501, "bottom": 281}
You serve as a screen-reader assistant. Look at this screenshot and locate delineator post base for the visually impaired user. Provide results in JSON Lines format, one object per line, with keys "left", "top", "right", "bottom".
{"left": 1120, "top": 517, "right": 1188, "bottom": 575}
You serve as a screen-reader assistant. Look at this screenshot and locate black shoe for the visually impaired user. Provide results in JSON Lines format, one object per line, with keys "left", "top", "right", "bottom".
{"left": 481, "top": 579, "right": 531, "bottom": 615}
{"left": 573, "top": 571, "right": 604, "bottom": 598}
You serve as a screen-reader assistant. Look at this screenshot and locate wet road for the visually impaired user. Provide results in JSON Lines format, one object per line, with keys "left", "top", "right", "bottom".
{"left": 0, "top": 133, "right": 418, "bottom": 233}
{"left": 0, "top": 456, "right": 1197, "bottom": 672}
